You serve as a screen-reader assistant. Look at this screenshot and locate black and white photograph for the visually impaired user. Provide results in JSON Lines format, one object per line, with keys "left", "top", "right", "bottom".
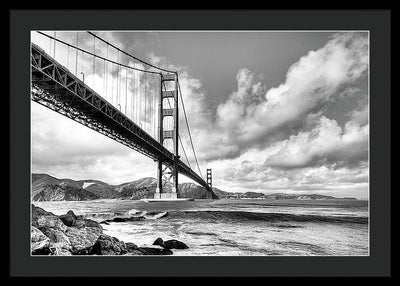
{"left": 29, "top": 29, "right": 370, "bottom": 257}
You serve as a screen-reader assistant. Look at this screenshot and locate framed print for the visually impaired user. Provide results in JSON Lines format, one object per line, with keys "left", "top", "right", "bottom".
{"left": 9, "top": 9, "right": 391, "bottom": 277}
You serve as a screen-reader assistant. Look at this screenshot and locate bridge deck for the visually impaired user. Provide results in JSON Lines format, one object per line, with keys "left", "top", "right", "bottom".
{"left": 30, "top": 43, "right": 210, "bottom": 191}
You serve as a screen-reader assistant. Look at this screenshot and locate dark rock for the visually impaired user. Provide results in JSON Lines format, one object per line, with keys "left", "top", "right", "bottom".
{"left": 67, "top": 210, "right": 77, "bottom": 219}
{"left": 164, "top": 240, "right": 188, "bottom": 250}
{"left": 111, "top": 217, "right": 128, "bottom": 222}
{"left": 90, "top": 234, "right": 128, "bottom": 255}
{"left": 153, "top": 238, "right": 188, "bottom": 250}
{"left": 126, "top": 242, "right": 139, "bottom": 252}
{"left": 100, "top": 221, "right": 110, "bottom": 225}
{"left": 32, "top": 247, "right": 53, "bottom": 255}
{"left": 59, "top": 212, "right": 76, "bottom": 227}
{"left": 153, "top": 237, "right": 164, "bottom": 247}
{"left": 138, "top": 247, "right": 173, "bottom": 255}
{"left": 104, "top": 216, "right": 145, "bottom": 223}
{"left": 31, "top": 226, "right": 50, "bottom": 253}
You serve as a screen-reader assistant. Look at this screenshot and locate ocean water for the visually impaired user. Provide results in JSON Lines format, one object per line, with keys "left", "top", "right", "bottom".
{"left": 33, "top": 199, "right": 369, "bottom": 256}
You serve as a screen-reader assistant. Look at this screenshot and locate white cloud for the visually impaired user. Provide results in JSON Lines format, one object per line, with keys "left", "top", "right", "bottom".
{"left": 265, "top": 115, "right": 368, "bottom": 169}
{"left": 210, "top": 33, "right": 369, "bottom": 157}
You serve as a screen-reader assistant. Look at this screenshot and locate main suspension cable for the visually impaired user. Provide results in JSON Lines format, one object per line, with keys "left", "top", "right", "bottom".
{"left": 87, "top": 31, "right": 176, "bottom": 74}
{"left": 36, "top": 31, "right": 160, "bottom": 75}
{"left": 177, "top": 78, "right": 204, "bottom": 179}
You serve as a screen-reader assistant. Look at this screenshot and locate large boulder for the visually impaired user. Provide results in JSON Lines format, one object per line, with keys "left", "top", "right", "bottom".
{"left": 59, "top": 210, "right": 102, "bottom": 230}
{"left": 32, "top": 205, "right": 67, "bottom": 232}
{"left": 31, "top": 206, "right": 104, "bottom": 255}
{"left": 59, "top": 210, "right": 77, "bottom": 227}
{"left": 90, "top": 234, "right": 128, "bottom": 255}
{"left": 31, "top": 226, "right": 50, "bottom": 254}
{"left": 65, "top": 226, "right": 103, "bottom": 254}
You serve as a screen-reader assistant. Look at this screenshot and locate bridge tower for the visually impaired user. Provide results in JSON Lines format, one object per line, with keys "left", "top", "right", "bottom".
{"left": 207, "top": 169, "right": 212, "bottom": 189}
{"left": 155, "top": 73, "right": 179, "bottom": 199}
{"left": 206, "top": 168, "right": 212, "bottom": 198}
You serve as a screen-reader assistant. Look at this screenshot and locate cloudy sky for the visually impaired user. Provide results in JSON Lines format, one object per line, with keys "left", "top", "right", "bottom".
{"left": 31, "top": 31, "right": 369, "bottom": 199}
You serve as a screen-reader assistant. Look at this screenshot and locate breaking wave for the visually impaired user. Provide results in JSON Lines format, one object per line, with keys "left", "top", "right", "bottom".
{"left": 82, "top": 209, "right": 168, "bottom": 222}
{"left": 82, "top": 208, "right": 367, "bottom": 225}
{"left": 166, "top": 210, "right": 368, "bottom": 224}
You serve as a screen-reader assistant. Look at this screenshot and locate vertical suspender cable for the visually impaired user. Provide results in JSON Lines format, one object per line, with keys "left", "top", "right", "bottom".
{"left": 49, "top": 34, "right": 52, "bottom": 56}
{"left": 111, "top": 63, "right": 114, "bottom": 105}
{"left": 105, "top": 44, "right": 108, "bottom": 100}
{"left": 125, "top": 68, "right": 128, "bottom": 115}
{"left": 81, "top": 50, "right": 84, "bottom": 81}
{"left": 131, "top": 70, "right": 134, "bottom": 121}
{"left": 75, "top": 32, "right": 78, "bottom": 76}
{"left": 67, "top": 45, "right": 69, "bottom": 69}
{"left": 53, "top": 31, "right": 56, "bottom": 58}
{"left": 93, "top": 36, "right": 95, "bottom": 89}
{"left": 117, "top": 51, "right": 120, "bottom": 109}
{"left": 145, "top": 72, "right": 147, "bottom": 128}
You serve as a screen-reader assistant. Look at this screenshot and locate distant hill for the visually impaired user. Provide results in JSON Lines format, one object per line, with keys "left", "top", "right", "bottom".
{"left": 31, "top": 173, "right": 357, "bottom": 202}
{"left": 31, "top": 173, "right": 218, "bottom": 201}
{"left": 215, "top": 191, "right": 357, "bottom": 200}
{"left": 32, "top": 183, "right": 100, "bottom": 201}
{"left": 78, "top": 180, "right": 120, "bottom": 199}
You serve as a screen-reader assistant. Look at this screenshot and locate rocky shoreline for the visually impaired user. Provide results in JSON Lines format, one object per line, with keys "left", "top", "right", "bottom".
{"left": 31, "top": 204, "right": 187, "bottom": 255}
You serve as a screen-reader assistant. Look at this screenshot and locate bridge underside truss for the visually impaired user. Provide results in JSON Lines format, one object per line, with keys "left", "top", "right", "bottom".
{"left": 31, "top": 43, "right": 210, "bottom": 191}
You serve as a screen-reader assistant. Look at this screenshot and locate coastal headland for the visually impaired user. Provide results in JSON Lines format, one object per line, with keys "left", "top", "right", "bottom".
{"left": 31, "top": 204, "right": 186, "bottom": 255}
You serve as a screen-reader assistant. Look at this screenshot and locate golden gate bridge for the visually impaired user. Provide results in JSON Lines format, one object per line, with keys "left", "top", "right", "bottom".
{"left": 31, "top": 31, "right": 212, "bottom": 199}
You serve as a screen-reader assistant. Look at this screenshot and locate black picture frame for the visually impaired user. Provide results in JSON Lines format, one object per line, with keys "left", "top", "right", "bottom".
{"left": 9, "top": 9, "right": 391, "bottom": 277}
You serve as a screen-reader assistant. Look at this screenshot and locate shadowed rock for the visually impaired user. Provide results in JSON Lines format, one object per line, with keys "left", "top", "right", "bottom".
{"left": 90, "top": 234, "right": 128, "bottom": 255}
{"left": 153, "top": 237, "right": 189, "bottom": 250}
{"left": 31, "top": 226, "right": 50, "bottom": 254}
{"left": 126, "top": 242, "right": 139, "bottom": 251}
{"left": 103, "top": 216, "right": 145, "bottom": 223}
{"left": 59, "top": 210, "right": 77, "bottom": 227}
